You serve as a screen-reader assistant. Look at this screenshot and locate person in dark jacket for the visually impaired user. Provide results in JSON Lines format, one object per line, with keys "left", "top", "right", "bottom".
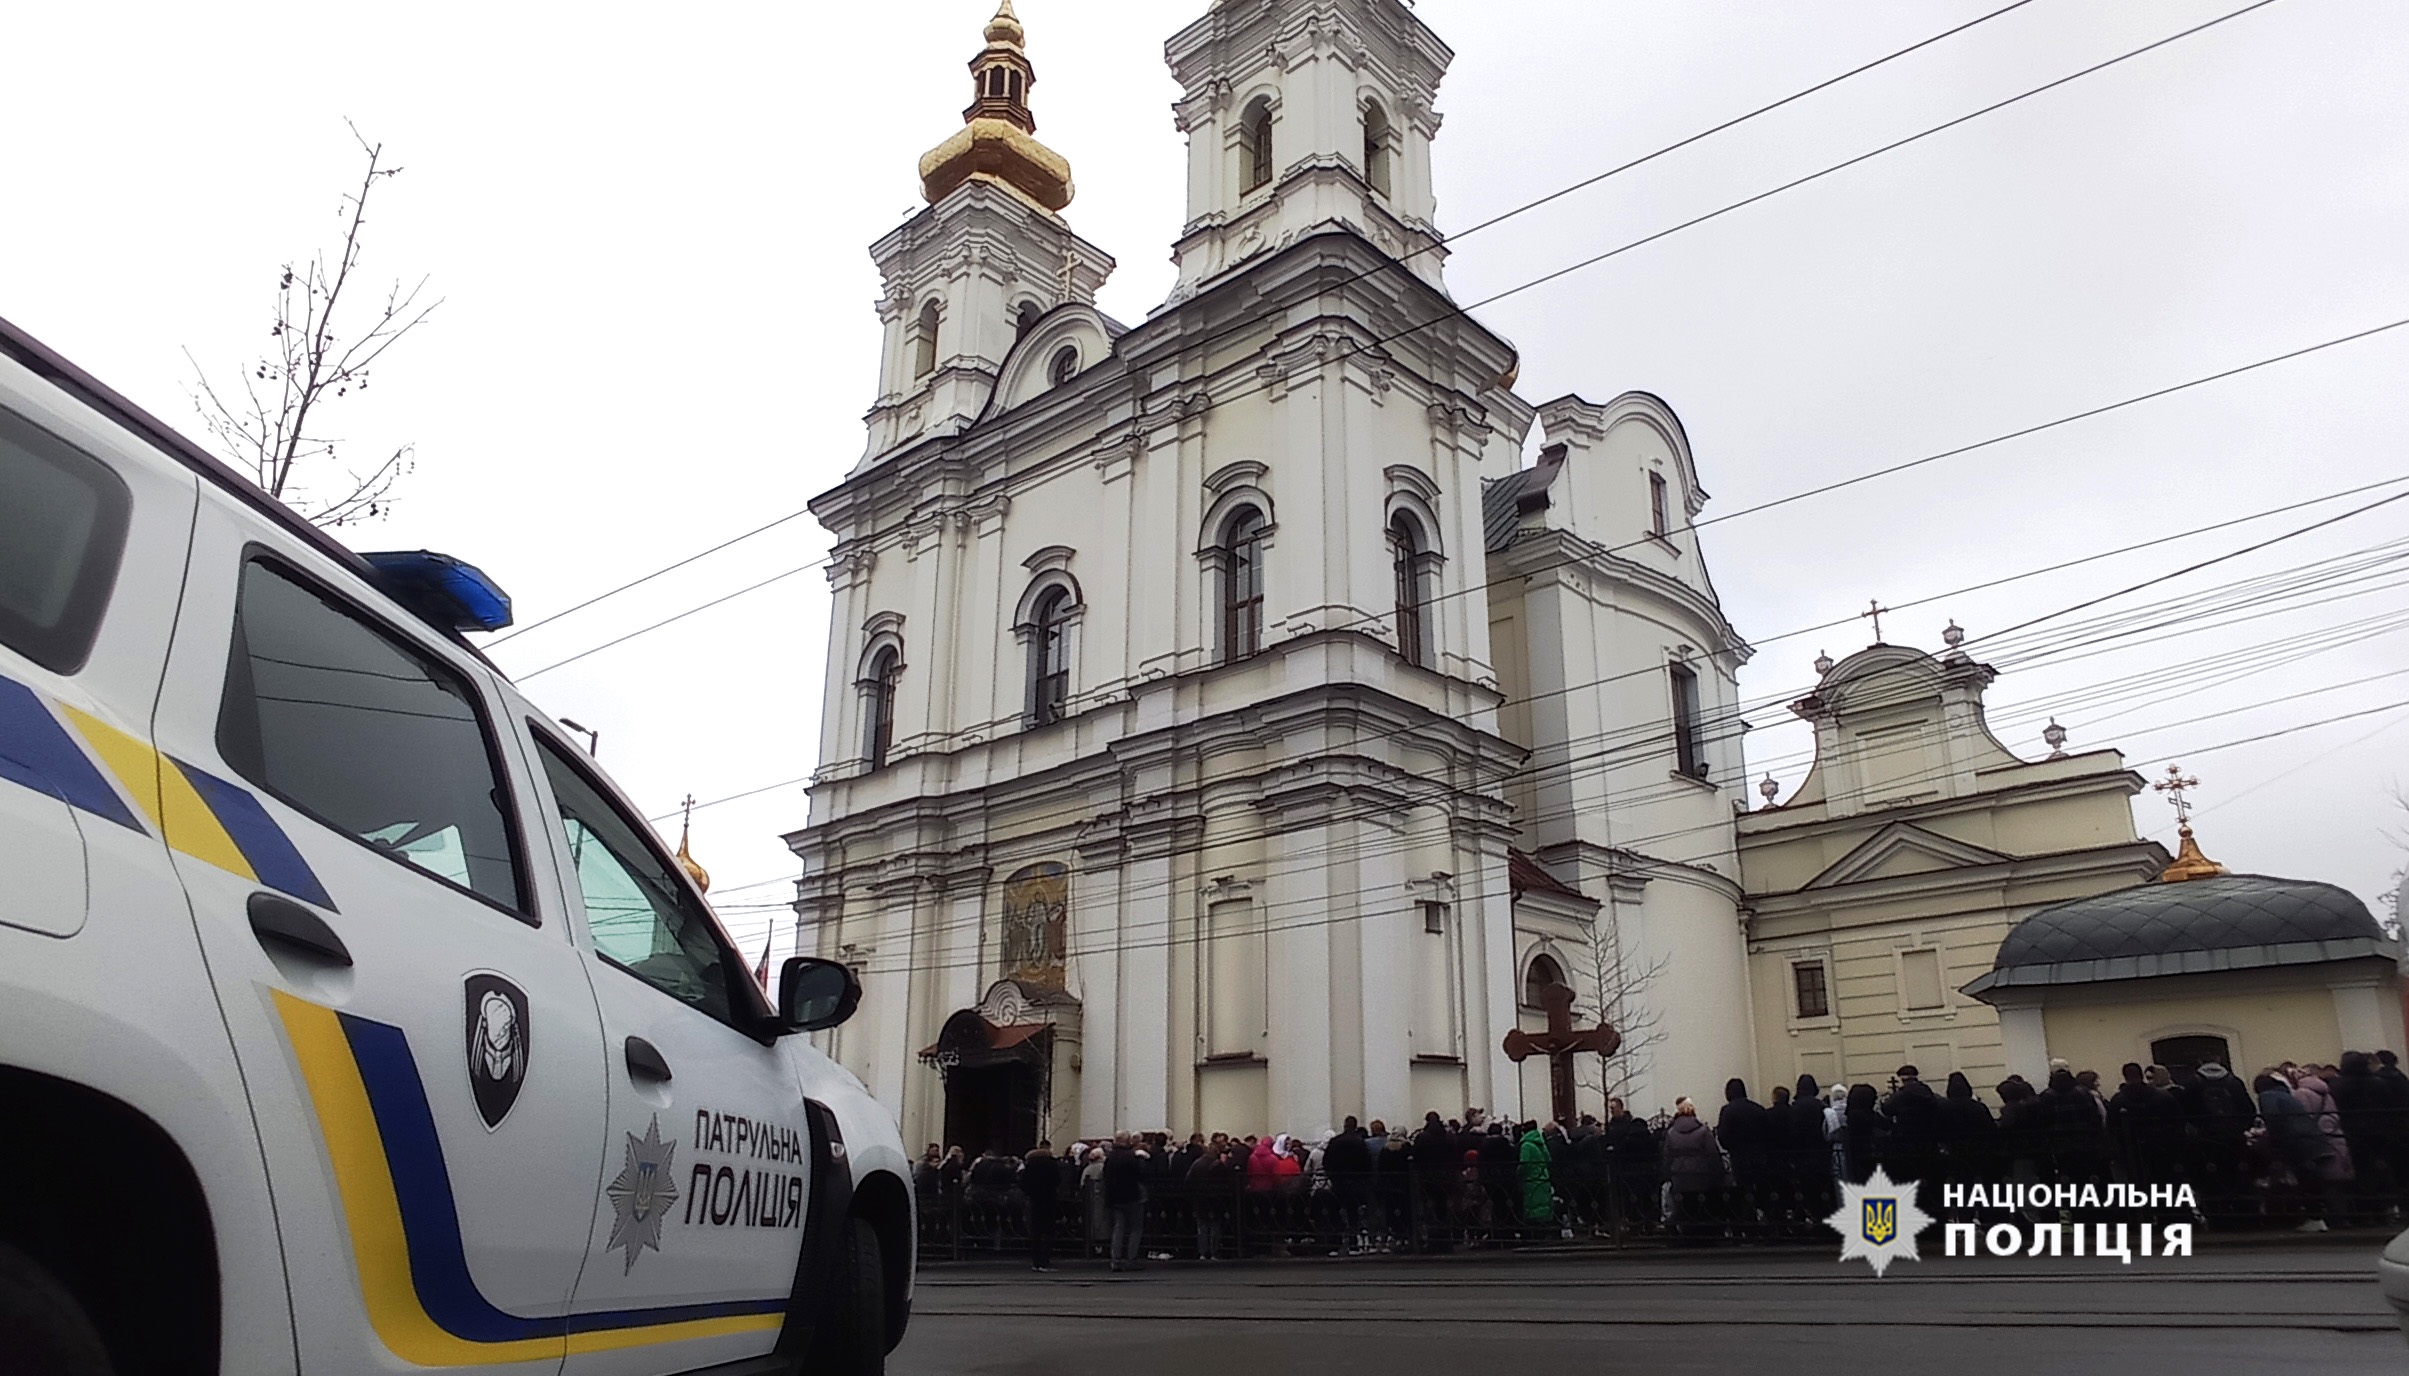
{"left": 1102, "top": 1134, "right": 1148, "bottom": 1271}
{"left": 2036, "top": 1068, "right": 2107, "bottom": 1186}
{"left": 1478, "top": 1124, "right": 1519, "bottom": 1226}
{"left": 1412, "top": 1112, "right": 1457, "bottom": 1251}
{"left": 1788, "top": 1075, "right": 1832, "bottom": 1218}
{"left": 1660, "top": 1098, "right": 1723, "bottom": 1239}
{"left": 1884, "top": 1066, "right": 1943, "bottom": 1206}
{"left": 1716, "top": 1079, "right": 1772, "bottom": 1231}
{"left": 2328, "top": 1051, "right": 2399, "bottom": 1222}
{"left": 1186, "top": 1140, "right": 1237, "bottom": 1260}
{"left": 1938, "top": 1071, "right": 1997, "bottom": 1191}
{"left": 2183, "top": 1061, "right": 2257, "bottom": 1215}
{"left": 1018, "top": 1141, "right": 1064, "bottom": 1270}
{"left": 1604, "top": 1097, "right": 1660, "bottom": 1228}
{"left": 1324, "top": 1117, "right": 1375, "bottom": 1252}
{"left": 2105, "top": 1062, "right": 2184, "bottom": 1187}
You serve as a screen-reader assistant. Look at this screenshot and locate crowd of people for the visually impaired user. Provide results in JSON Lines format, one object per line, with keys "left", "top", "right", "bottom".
{"left": 912, "top": 1050, "right": 2409, "bottom": 1267}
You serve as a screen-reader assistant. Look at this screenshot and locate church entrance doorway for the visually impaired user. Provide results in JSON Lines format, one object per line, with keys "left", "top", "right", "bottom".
{"left": 928, "top": 1003, "right": 1054, "bottom": 1155}
{"left": 943, "top": 1060, "right": 1043, "bottom": 1156}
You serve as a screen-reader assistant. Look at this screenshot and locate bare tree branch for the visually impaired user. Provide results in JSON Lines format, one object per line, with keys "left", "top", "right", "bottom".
{"left": 186, "top": 123, "right": 440, "bottom": 526}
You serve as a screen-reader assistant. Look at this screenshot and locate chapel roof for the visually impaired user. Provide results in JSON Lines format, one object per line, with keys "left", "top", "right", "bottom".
{"left": 1480, "top": 459, "right": 1561, "bottom": 552}
{"left": 1963, "top": 872, "right": 2395, "bottom": 995}
{"left": 1507, "top": 848, "right": 1590, "bottom": 902}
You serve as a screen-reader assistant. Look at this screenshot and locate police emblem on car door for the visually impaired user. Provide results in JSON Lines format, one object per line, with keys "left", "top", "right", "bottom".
{"left": 464, "top": 973, "right": 531, "bottom": 1130}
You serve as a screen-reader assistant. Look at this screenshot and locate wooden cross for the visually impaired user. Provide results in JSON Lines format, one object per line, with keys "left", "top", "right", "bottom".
{"left": 1862, "top": 599, "right": 1890, "bottom": 644}
{"left": 1501, "top": 982, "right": 1622, "bottom": 1126}
{"left": 2153, "top": 765, "right": 2200, "bottom": 823}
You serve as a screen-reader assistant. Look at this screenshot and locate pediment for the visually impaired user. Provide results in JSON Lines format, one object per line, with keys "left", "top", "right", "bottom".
{"left": 1805, "top": 822, "right": 2012, "bottom": 891}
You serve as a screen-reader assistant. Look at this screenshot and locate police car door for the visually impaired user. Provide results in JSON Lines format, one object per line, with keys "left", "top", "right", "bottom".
{"left": 151, "top": 511, "right": 607, "bottom": 1374}
{"left": 519, "top": 728, "right": 810, "bottom": 1376}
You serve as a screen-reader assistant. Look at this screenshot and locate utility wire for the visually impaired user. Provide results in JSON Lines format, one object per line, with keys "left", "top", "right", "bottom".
{"left": 473, "top": 0, "right": 2042, "bottom": 653}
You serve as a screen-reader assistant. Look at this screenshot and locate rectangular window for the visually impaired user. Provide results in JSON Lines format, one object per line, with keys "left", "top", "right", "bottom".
{"left": 218, "top": 557, "right": 524, "bottom": 912}
{"left": 1900, "top": 947, "right": 1946, "bottom": 1010}
{"left": 1422, "top": 900, "right": 1448, "bottom": 935}
{"left": 1670, "top": 662, "right": 1706, "bottom": 779}
{"left": 0, "top": 405, "right": 130, "bottom": 674}
{"left": 1792, "top": 961, "right": 1829, "bottom": 1019}
{"left": 533, "top": 731, "right": 746, "bottom": 1028}
{"left": 1225, "top": 531, "right": 1264, "bottom": 661}
{"left": 1649, "top": 470, "right": 1669, "bottom": 538}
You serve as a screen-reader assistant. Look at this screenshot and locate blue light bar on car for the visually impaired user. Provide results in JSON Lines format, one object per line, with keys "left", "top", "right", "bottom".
{"left": 358, "top": 550, "right": 515, "bottom": 633}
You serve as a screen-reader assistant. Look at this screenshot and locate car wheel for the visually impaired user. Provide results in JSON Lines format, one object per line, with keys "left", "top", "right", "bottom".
{"left": 804, "top": 1216, "right": 886, "bottom": 1376}
{"left": 0, "top": 1240, "right": 114, "bottom": 1376}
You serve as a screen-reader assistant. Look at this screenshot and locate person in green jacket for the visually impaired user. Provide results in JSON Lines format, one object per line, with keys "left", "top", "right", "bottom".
{"left": 1518, "top": 1121, "right": 1555, "bottom": 1226}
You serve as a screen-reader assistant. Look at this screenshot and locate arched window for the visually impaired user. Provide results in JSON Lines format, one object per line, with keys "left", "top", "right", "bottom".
{"left": 862, "top": 646, "right": 902, "bottom": 769}
{"left": 1389, "top": 512, "right": 1429, "bottom": 667}
{"left": 1524, "top": 953, "right": 1567, "bottom": 1009}
{"left": 1048, "top": 345, "right": 1079, "bottom": 386}
{"left": 1362, "top": 100, "right": 1392, "bottom": 196}
{"left": 1014, "top": 301, "right": 1043, "bottom": 340}
{"left": 1239, "top": 100, "right": 1275, "bottom": 194}
{"left": 1221, "top": 506, "right": 1267, "bottom": 662}
{"left": 1029, "top": 586, "right": 1072, "bottom": 725}
{"left": 912, "top": 301, "right": 940, "bottom": 379}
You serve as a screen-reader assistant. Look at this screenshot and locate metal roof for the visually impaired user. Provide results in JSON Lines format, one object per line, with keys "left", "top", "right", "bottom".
{"left": 1964, "top": 873, "right": 2396, "bottom": 995}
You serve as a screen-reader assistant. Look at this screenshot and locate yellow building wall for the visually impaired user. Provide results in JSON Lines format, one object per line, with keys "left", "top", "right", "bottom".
{"left": 2040, "top": 985, "right": 2352, "bottom": 1077}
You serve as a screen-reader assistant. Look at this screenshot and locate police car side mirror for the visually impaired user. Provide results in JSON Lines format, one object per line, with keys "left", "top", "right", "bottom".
{"left": 779, "top": 957, "right": 861, "bottom": 1033}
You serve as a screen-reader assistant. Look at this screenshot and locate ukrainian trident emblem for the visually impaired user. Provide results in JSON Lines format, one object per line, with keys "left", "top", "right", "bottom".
{"left": 1861, "top": 1197, "right": 1897, "bottom": 1246}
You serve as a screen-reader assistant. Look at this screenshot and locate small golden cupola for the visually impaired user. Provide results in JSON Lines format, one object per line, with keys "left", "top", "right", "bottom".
{"left": 674, "top": 794, "right": 711, "bottom": 895}
{"left": 2149, "top": 765, "right": 2227, "bottom": 884}
{"left": 917, "top": 1, "right": 1075, "bottom": 212}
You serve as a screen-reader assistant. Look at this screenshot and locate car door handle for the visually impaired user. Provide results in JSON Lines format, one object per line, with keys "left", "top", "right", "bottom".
{"left": 624, "top": 1036, "right": 672, "bottom": 1084}
{"left": 247, "top": 892, "right": 351, "bottom": 967}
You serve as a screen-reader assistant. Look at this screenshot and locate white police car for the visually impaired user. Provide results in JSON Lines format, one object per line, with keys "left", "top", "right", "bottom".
{"left": 0, "top": 317, "right": 912, "bottom": 1376}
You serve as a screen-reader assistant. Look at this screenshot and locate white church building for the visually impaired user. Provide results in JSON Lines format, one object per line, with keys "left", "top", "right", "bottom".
{"left": 786, "top": 0, "right": 1759, "bottom": 1152}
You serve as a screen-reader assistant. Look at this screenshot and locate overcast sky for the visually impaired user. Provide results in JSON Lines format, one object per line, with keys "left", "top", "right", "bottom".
{"left": 6, "top": 0, "right": 2406, "bottom": 955}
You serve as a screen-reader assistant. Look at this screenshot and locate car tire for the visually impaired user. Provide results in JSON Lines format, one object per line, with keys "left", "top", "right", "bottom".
{"left": 0, "top": 1240, "right": 114, "bottom": 1376}
{"left": 803, "top": 1216, "right": 885, "bottom": 1376}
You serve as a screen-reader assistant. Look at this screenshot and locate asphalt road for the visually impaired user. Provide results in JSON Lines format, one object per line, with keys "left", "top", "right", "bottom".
{"left": 891, "top": 1243, "right": 2406, "bottom": 1375}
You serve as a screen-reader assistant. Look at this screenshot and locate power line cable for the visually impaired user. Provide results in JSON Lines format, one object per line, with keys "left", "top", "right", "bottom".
{"left": 474, "top": 0, "right": 2043, "bottom": 652}
{"left": 490, "top": 1, "right": 2302, "bottom": 679}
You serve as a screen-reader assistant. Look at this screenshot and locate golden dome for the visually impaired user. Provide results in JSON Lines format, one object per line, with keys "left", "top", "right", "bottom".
{"left": 920, "top": 120, "right": 1074, "bottom": 210}
{"left": 2155, "top": 821, "right": 2227, "bottom": 885}
{"left": 917, "top": 0, "right": 1073, "bottom": 211}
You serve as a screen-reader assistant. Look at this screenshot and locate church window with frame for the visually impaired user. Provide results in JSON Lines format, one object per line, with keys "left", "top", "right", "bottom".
{"left": 1014, "top": 300, "right": 1043, "bottom": 340}
{"left": 1048, "top": 345, "right": 1079, "bottom": 386}
{"left": 1221, "top": 505, "right": 1267, "bottom": 662}
{"left": 1239, "top": 99, "right": 1276, "bottom": 194}
{"left": 1522, "top": 953, "right": 1568, "bottom": 1010}
{"left": 1389, "top": 512, "right": 1430, "bottom": 668}
{"left": 1669, "top": 661, "right": 1706, "bottom": 779}
{"left": 912, "top": 301, "right": 940, "bottom": 379}
{"left": 1899, "top": 947, "right": 1946, "bottom": 1011}
{"left": 1792, "top": 960, "right": 1830, "bottom": 1020}
{"left": 1649, "top": 470, "right": 1670, "bottom": 538}
{"left": 862, "top": 646, "right": 902, "bottom": 769}
{"left": 1361, "top": 99, "right": 1393, "bottom": 196}
{"left": 1028, "top": 585, "right": 1072, "bottom": 725}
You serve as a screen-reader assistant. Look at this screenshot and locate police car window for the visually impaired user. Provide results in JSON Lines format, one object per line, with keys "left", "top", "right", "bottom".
{"left": 531, "top": 732, "right": 738, "bottom": 1026}
{"left": 0, "top": 405, "right": 131, "bottom": 675}
{"left": 218, "top": 557, "right": 525, "bottom": 913}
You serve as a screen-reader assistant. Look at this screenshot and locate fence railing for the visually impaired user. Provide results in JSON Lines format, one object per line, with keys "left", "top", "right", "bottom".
{"left": 915, "top": 1153, "right": 2409, "bottom": 1262}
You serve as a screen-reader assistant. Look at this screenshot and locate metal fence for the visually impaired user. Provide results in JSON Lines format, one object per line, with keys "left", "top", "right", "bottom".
{"left": 916, "top": 1156, "right": 2409, "bottom": 1263}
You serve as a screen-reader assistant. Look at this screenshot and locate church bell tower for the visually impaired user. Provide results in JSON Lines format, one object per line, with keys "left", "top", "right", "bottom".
{"left": 1163, "top": 0, "right": 1451, "bottom": 303}
{"left": 860, "top": 1, "right": 1116, "bottom": 466}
